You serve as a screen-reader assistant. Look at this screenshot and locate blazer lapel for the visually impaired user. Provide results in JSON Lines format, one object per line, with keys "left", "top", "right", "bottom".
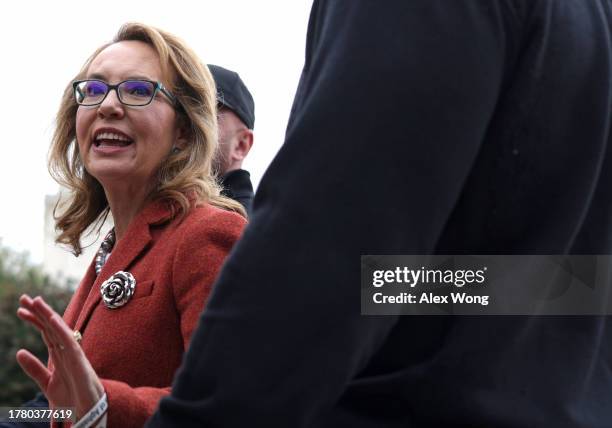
{"left": 73, "top": 201, "right": 171, "bottom": 333}
{"left": 63, "top": 261, "right": 96, "bottom": 329}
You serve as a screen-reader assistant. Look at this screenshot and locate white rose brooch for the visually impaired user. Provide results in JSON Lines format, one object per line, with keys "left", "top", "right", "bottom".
{"left": 100, "top": 271, "right": 136, "bottom": 309}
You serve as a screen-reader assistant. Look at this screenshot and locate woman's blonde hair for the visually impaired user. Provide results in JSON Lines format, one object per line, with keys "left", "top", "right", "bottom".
{"left": 49, "top": 22, "right": 246, "bottom": 256}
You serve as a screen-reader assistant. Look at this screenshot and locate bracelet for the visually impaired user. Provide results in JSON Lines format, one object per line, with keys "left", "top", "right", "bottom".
{"left": 73, "top": 393, "right": 108, "bottom": 428}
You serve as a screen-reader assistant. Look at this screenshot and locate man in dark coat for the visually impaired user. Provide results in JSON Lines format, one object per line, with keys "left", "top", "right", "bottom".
{"left": 209, "top": 64, "right": 255, "bottom": 215}
{"left": 148, "top": 1, "right": 612, "bottom": 426}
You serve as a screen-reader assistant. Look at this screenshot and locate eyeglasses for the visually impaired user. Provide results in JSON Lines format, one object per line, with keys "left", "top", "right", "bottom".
{"left": 72, "top": 79, "right": 178, "bottom": 107}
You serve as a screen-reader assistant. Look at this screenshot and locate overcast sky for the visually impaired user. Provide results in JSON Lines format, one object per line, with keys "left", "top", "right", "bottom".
{"left": 0, "top": 0, "right": 313, "bottom": 263}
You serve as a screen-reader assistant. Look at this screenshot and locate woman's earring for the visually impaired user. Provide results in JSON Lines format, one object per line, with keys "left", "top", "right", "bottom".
{"left": 172, "top": 147, "right": 180, "bottom": 154}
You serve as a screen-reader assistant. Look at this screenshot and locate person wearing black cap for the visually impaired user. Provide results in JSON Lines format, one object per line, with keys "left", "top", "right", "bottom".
{"left": 209, "top": 64, "right": 255, "bottom": 215}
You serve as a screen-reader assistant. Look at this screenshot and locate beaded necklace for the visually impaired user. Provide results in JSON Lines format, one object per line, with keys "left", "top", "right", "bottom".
{"left": 94, "top": 229, "right": 116, "bottom": 275}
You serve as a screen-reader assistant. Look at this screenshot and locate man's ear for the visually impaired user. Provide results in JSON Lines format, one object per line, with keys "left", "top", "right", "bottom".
{"left": 232, "top": 129, "right": 254, "bottom": 161}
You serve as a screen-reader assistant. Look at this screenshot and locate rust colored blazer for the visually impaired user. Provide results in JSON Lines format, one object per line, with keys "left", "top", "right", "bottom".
{"left": 59, "top": 200, "right": 245, "bottom": 427}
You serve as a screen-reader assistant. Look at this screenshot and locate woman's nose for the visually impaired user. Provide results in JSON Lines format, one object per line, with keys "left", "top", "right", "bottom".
{"left": 97, "top": 88, "right": 125, "bottom": 119}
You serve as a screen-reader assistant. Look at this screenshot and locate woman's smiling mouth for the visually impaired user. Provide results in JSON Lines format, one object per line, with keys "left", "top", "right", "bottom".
{"left": 92, "top": 128, "right": 134, "bottom": 151}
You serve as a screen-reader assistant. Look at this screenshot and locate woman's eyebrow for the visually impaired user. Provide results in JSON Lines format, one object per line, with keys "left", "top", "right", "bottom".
{"left": 86, "top": 72, "right": 107, "bottom": 80}
{"left": 84, "top": 73, "right": 154, "bottom": 81}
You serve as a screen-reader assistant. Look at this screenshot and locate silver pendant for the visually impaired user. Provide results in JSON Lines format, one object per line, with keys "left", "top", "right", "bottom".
{"left": 100, "top": 271, "right": 136, "bottom": 309}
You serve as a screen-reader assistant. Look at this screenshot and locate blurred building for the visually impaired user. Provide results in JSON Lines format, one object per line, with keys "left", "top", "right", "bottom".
{"left": 43, "top": 193, "right": 112, "bottom": 288}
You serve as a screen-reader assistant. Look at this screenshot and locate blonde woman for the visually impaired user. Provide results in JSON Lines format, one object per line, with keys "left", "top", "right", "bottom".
{"left": 16, "top": 23, "right": 245, "bottom": 427}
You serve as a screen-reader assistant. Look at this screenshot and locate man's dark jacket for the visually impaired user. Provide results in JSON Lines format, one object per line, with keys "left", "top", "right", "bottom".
{"left": 148, "top": 1, "right": 612, "bottom": 426}
{"left": 219, "top": 169, "right": 254, "bottom": 216}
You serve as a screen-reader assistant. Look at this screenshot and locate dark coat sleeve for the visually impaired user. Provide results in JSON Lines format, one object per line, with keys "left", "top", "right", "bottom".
{"left": 0, "top": 394, "right": 50, "bottom": 428}
{"left": 147, "top": 1, "right": 519, "bottom": 426}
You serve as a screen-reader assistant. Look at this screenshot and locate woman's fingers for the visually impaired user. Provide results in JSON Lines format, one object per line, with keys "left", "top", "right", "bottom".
{"left": 49, "top": 313, "right": 81, "bottom": 354}
{"left": 19, "top": 295, "right": 57, "bottom": 342}
{"left": 19, "top": 294, "right": 34, "bottom": 307}
{"left": 50, "top": 313, "right": 105, "bottom": 418}
{"left": 36, "top": 299, "right": 77, "bottom": 355}
{"left": 34, "top": 306, "right": 105, "bottom": 416}
{"left": 19, "top": 295, "right": 42, "bottom": 319}
{"left": 18, "top": 297, "right": 104, "bottom": 419}
{"left": 16, "top": 307, "right": 44, "bottom": 331}
{"left": 29, "top": 299, "right": 86, "bottom": 380}
{"left": 16, "top": 349, "right": 51, "bottom": 391}
{"left": 17, "top": 295, "right": 82, "bottom": 409}
{"left": 45, "top": 314, "right": 80, "bottom": 379}
{"left": 31, "top": 296, "right": 59, "bottom": 319}
{"left": 25, "top": 296, "right": 64, "bottom": 349}
{"left": 19, "top": 295, "right": 48, "bottom": 331}
{"left": 47, "top": 313, "right": 89, "bottom": 379}
{"left": 18, "top": 298, "right": 61, "bottom": 353}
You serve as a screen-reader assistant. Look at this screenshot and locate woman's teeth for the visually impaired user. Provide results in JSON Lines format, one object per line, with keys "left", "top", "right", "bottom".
{"left": 94, "top": 132, "right": 133, "bottom": 147}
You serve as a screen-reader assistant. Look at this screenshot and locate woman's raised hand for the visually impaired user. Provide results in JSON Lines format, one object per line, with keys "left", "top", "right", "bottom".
{"left": 16, "top": 295, "right": 104, "bottom": 419}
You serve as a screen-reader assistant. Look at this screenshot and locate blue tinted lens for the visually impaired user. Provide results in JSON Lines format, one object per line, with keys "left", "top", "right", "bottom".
{"left": 84, "top": 81, "right": 108, "bottom": 97}
{"left": 120, "top": 81, "right": 155, "bottom": 104}
{"left": 75, "top": 81, "right": 108, "bottom": 105}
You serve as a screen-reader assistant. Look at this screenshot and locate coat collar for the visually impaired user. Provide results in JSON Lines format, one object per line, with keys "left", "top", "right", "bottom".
{"left": 70, "top": 199, "right": 174, "bottom": 333}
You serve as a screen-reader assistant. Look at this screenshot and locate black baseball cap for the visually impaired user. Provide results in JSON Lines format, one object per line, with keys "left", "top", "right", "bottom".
{"left": 208, "top": 64, "right": 255, "bottom": 129}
